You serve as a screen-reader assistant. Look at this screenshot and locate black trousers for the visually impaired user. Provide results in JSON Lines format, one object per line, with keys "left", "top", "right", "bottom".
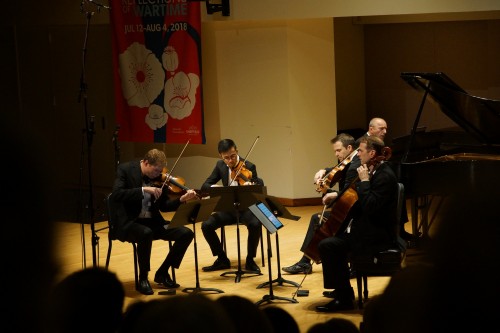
{"left": 318, "top": 232, "right": 352, "bottom": 291}
{"left": 299, "top": 211, "right": 330, "bottom": 253}
{"left": 124, "top": 218, "right": 194, "bottom": 278}
{"left": 201, "top": 209, "right": 261, "bottom": 259}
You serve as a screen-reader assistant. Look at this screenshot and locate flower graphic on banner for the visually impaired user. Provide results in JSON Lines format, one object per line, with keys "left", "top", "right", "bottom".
{"left": 145, "top": 104, "right": 168, "bottom": 130}
{"left": 164, "top": 71, "right": 199, "bottom": 120}
{"left": 118, "top": 42, "right": 199, "bottom": 129}
{"left": 119, "top": 42, "right": 165, "bottom": 108}
{"left": 162, "top": 46, "right": 179, "bottom": 74}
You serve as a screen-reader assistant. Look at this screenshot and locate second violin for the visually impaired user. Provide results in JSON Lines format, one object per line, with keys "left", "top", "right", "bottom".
{"left": 230, "top": 160, "right": 254, "bottom": 186}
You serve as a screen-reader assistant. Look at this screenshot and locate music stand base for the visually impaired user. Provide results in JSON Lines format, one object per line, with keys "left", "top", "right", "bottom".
{"left": 255, "top": 294, "right": 298, "bottom": 306}
{"left": 183, "top": 287, "right": 224, "bottom": 294}
{"left": 257, "top": 276, "right": 299, "bottom": 289}
{"left": 221, "top": 269, "right": 262, "bottom": 283}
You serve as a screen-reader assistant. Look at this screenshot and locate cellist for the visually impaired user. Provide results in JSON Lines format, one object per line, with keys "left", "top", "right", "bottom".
{"left": 282, "top": 133, "right": 359, "bottom": 275}
{"left": 315, "top": 136, "right": 399, "bottom": 312}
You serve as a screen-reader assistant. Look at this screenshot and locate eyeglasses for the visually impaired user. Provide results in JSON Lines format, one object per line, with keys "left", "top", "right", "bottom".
{"left": 221, "top": 153, "right": 238, "bottom": 161}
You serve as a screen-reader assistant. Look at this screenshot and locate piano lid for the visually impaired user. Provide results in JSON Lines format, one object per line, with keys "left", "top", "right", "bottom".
{"left": 401, "top": 72, "right": 500, "bottom": 145}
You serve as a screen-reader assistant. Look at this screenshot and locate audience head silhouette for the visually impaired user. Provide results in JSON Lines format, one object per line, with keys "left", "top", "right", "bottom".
{"left": 308, "top": 317, "right": 360, "bottom": 333}
{"left": 215, "top": 295, "right": 274, "bottom": 333}
{"left": 47, "top": 267, "right": 125, "bottom": 333}
{"left": 261, "top": 306, "right": 299, "bottom": 333}
{"left": 119, "top": 294, "right": 236, "bottom": 333}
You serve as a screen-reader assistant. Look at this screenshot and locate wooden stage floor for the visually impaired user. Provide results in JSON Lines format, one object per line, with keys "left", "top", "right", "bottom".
{"left": 54, "top": 204, "right": 424, "bottom": 333}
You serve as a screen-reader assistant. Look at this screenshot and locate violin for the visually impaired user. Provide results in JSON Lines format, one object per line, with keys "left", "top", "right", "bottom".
{"left": 152, "top": 167, "right": 206, "bottom": 198}
{"left": 230, "top": 161, "right": 254, "bottom": 186}
{"left": 316, "top": 148, "right": 359, "bottom": 194}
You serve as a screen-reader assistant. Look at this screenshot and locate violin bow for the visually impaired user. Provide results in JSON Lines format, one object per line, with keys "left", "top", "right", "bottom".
{"left": 230, "top": 136, "right": 259, "bottom": 185}
{"left": 157, "top": 139, "right": 190, "bottom": 193}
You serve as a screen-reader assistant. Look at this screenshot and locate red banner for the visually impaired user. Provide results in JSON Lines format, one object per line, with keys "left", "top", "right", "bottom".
{"left": 109, "top": 0, "right": 205, "bottom": 143}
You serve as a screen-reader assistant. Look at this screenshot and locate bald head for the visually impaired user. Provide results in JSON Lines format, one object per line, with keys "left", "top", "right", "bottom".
{"left": 368, "top": 117, "right": 388, "bottom": 140}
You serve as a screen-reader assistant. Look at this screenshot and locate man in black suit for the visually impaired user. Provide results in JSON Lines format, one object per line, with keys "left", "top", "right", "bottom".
{"left": 282, "top": 133, "right": 358, "bottom": 275}
{"left": 282, "top": 117, "right": 389, "bottom": 275}
{"left": 200, "top": 138, "right": 264, "bottom": 273}
{"left": 316, "top": 136, "right": 399, "bottom": 312}
{"left": 110, "top": 149, "right": 198, "bottom": 295}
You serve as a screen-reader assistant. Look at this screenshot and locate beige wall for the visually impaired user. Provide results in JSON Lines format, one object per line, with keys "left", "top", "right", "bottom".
{"left": 178, "top": 19, "right": 336, "bottom": 199}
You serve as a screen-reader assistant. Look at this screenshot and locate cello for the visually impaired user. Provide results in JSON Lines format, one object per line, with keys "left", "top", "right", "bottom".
{"left": 303, "top": 146, "right": 392, "bottom": 264}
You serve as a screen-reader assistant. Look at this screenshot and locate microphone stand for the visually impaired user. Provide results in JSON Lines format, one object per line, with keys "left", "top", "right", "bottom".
{"left": 77, "top": 1, "right": 109, "bottom": 267}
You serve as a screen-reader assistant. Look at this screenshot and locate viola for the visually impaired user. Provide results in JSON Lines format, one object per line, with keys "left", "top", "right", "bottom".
{"left": 316, "top": 148, "right": 359, "bottom": 194}
{"left": 230, "top": 161, "right": 254, "bottom": 186}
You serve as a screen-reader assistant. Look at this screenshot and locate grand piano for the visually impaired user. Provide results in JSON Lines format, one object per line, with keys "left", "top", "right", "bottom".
{"left": 392, "top": 72, "right": 500, "bottom": 238}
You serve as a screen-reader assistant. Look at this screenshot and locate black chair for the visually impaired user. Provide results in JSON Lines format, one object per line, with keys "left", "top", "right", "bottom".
{"left": 350, "top": 182, "right": 407, "bottom": 309}
{"left": 104, "top": 194, "right": 175, "bottom": 292}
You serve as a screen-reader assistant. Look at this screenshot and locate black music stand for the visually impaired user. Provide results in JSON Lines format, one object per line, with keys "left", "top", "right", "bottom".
{"left": 168, "top": 197, "right": 224, "bottom": 294}
{"left": 252, "top": 193, "right": 300, "bottom": 289}
{"left": 206, "top": 185, "right": 265, "bottom": 283}
{"left": 248, "top": 200, "right": 298, "bottom": 306}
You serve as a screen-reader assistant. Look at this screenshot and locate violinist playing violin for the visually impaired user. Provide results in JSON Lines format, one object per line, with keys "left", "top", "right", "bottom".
{"left": 109, "top": 148, "right": 198, "bottom": 295}
{"left": 200, "top": 139, "right": 264, "bottom": 273}
{"left": 315, "top": 136, "right": 399, "bottom": 312}
{"left": 282, "top": 133, "right": 359, "bottom": 275}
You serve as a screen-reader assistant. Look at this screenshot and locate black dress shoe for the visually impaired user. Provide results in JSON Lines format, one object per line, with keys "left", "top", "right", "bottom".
{"left": 245, "top": 259, "right": 261, "bottom": 273}
{"left": 137, "top": 279, "right": 154, "bottom": 295}
{"left": 323, "top": 290, "right": 337, "bottom": 298}
{"left": 202, "top": 257, "right": 231, "bottom": 272}
{"left": 154, "top": 271, "right": 180, "bottom": 288}
{"left": 316, "top": 299, "right": 355, "bottom": 312}
{"left": 323, "top": 288, "right": 355, "bottom": 300}
{"left": 282, "top": 262, "right": 312, "bottom": 274}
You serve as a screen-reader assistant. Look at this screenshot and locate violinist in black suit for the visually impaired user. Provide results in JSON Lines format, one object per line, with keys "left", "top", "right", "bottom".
{"left": 109, "top": 149, "right": 198, "bottom": 295}
{"left": 200, "top": 139, "right": 264, "bottom": 273}
{"left": 316, "top": 136, "right": 399, "bottom": 312}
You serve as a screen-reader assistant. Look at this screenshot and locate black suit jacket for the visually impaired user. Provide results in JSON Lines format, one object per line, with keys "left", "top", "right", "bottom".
{"left": 201, "top": 158, "right": 264, "bottom": 191}
{"left": 348, "top": 161, "right": 399, "bottom": 256}
{"left": 109, "top": 160, "right": 182, "bottom": 241}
